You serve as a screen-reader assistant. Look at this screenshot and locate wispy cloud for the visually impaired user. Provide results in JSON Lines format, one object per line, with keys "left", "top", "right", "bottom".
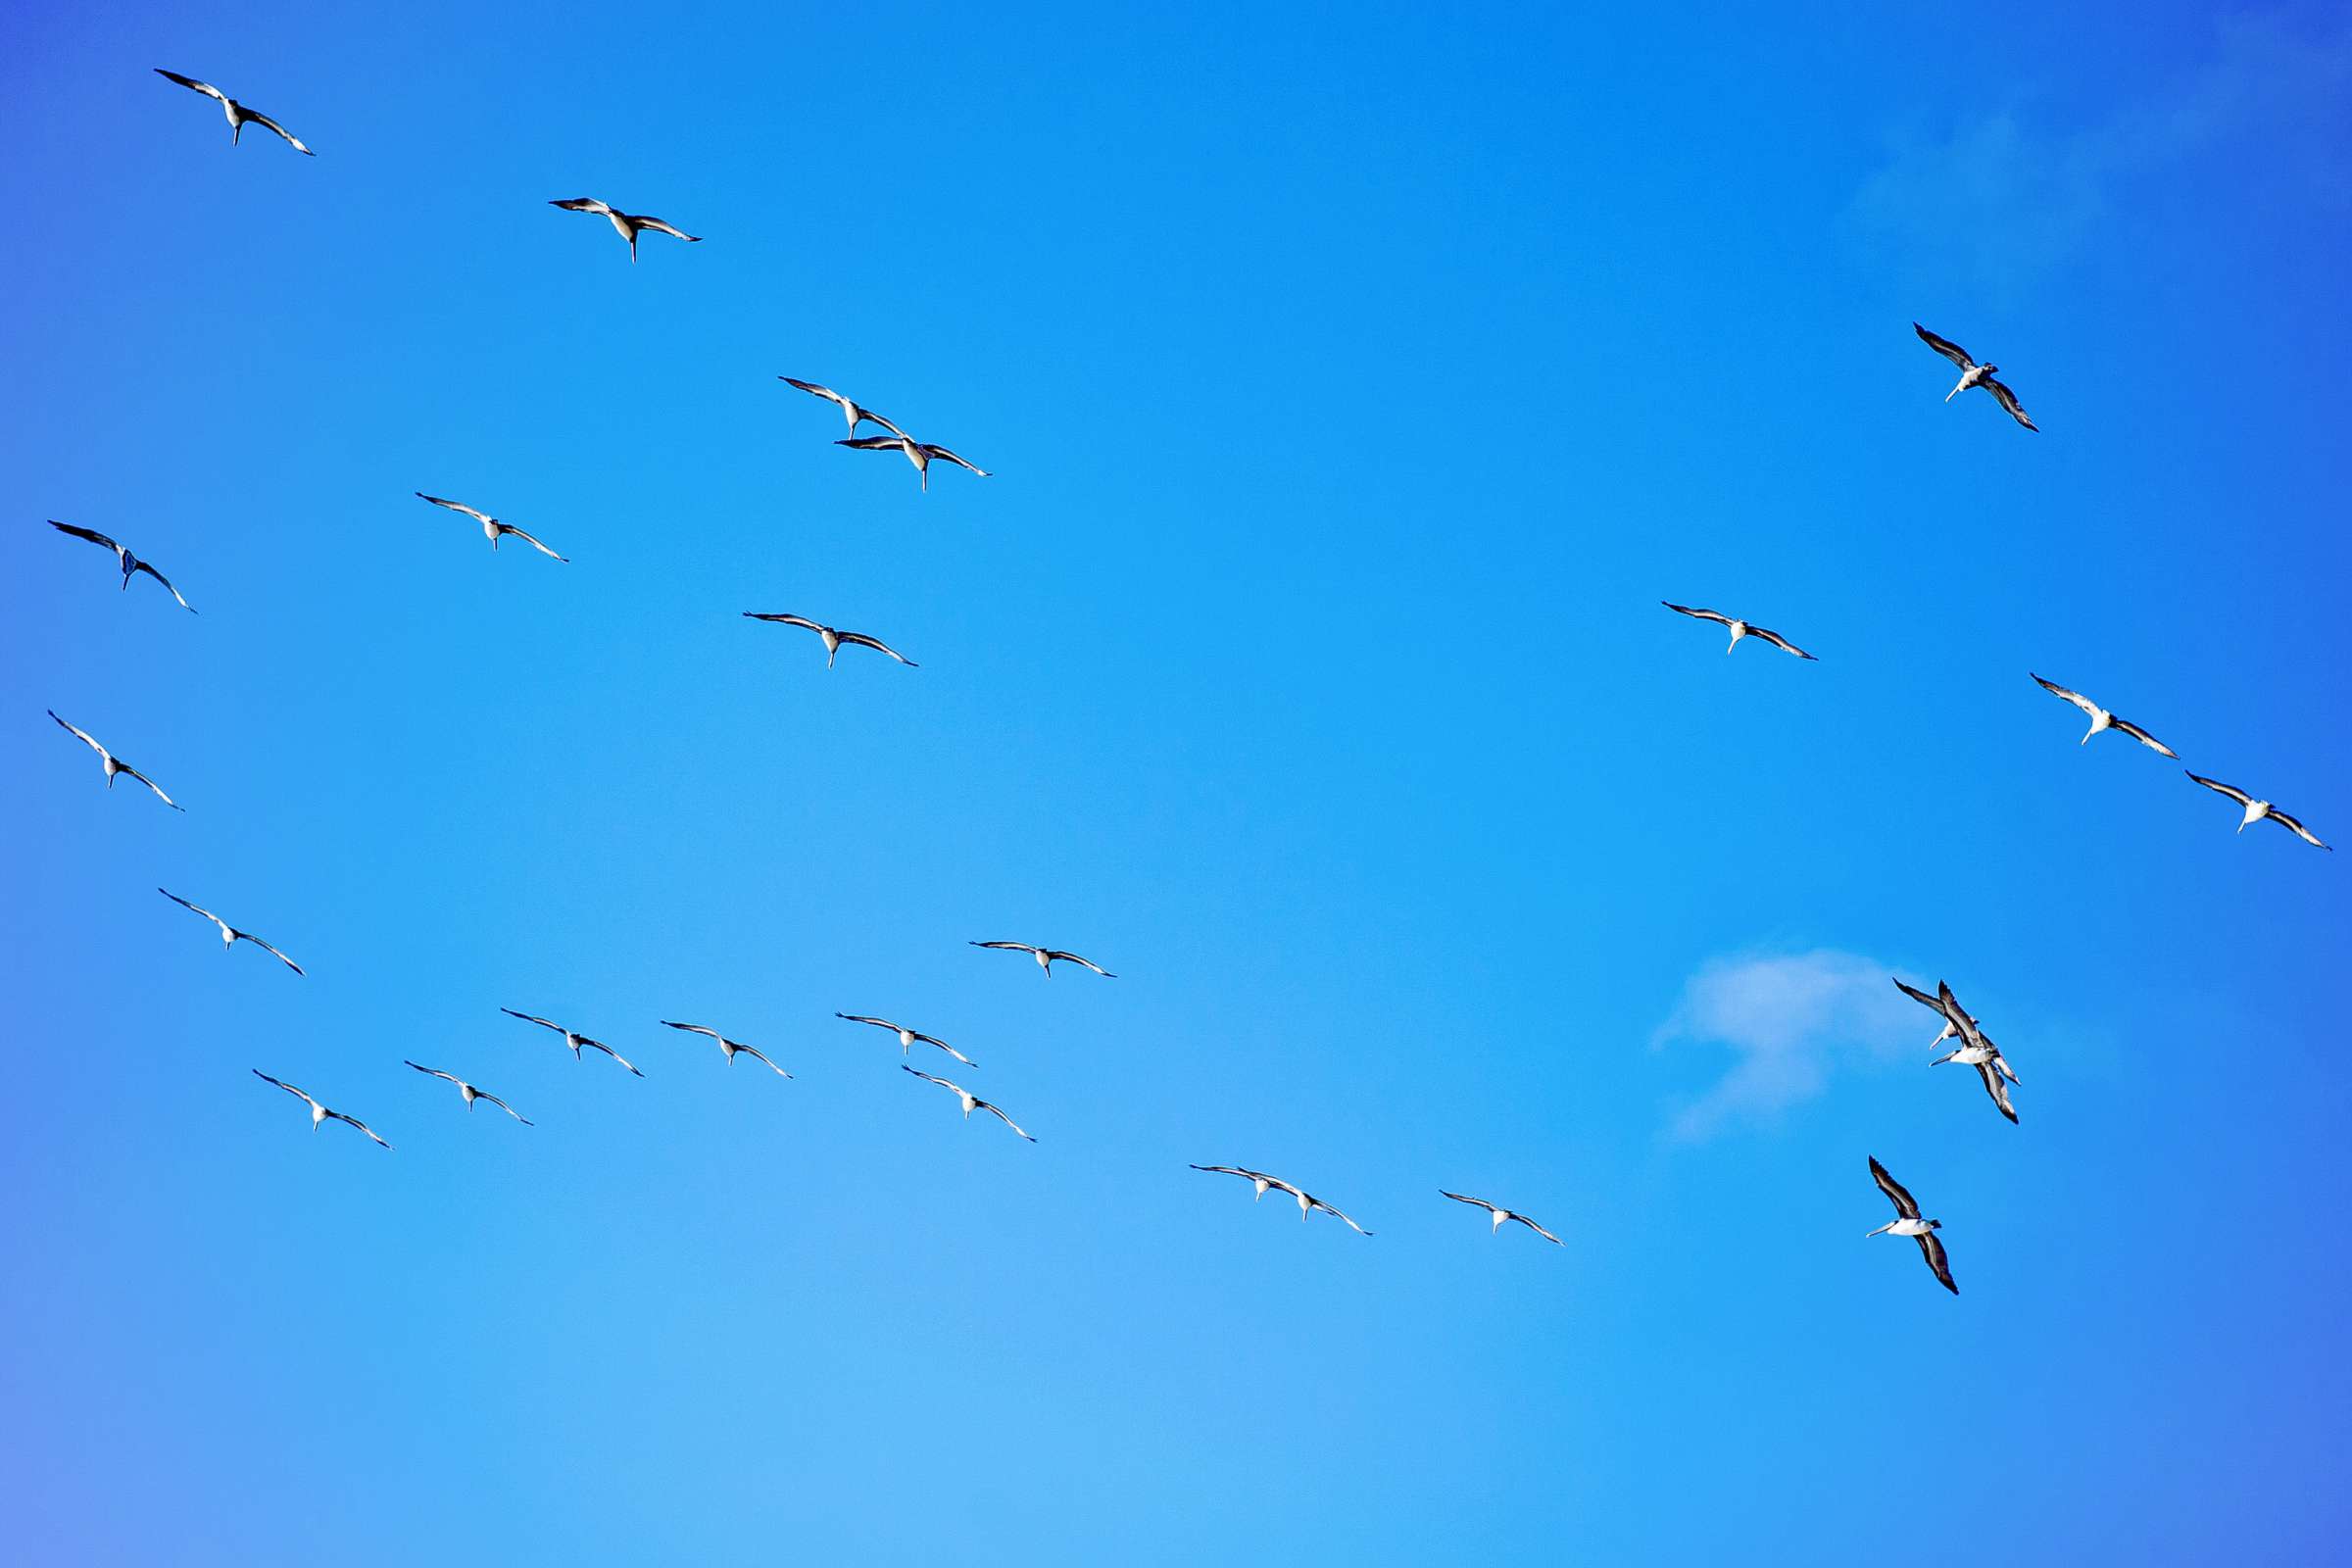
{"left": 1654, "top": 950, "right": 1921, "bottom": 1141}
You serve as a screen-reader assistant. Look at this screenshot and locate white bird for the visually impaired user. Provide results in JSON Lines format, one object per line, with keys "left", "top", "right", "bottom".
{"left": 659, "top": 1019, "right": 792, "bottom": 1077}
{"left": 900, "top": 1065, "right": 1034, "bottom": 1141}
{"left": 835, "top": 1013, "right": 975, "bottom": 1067}
{"left": 416, "top": 494, "right": 567, "bottom": 561}
{"left": 779, "top": 377, "right": 904, "bottom": 438}
{"left": 741, "top": 612, "right": 915, "bottom": 667}
{"left": 158, "top": 888, "right": 303, "bottom": 975}
{"left": 252, "top": 1069, "right": 390, "bottom": 1148}
{"left": 1924, "top": 980, "right": 2020, "bottom": 1124}
{"left": 1914, "top": 323, "right": 2035, "bottom": 431}
{"left": 2031, "top": 675, "right": 2176, "bottom": 757}
{"left": 548, "top": 198, "right": 702, "bottom": 264}
{"left": 404, "top": 1061, "right": 533, "bottom": 1125}
{"left": 2185, "top": 772, "right": 2330, "bottom": 850}
{"left": 836, "top": 433, "right": 990, "bottom": 492}
{"left": 1439, "top": 1190, "right": 1562, "bottom": 1245}
{"left": 1866, "top": 1155, "right": 1956, "bottom": 1294}
{"left": 1190, "top": 1164, "right": 1372, "bottom": 1235}
{"left": 968, "top": 941, "right": 1115, "bottom": 979}
{"left": 47, "top": 710, "right": 182, "bottom": 809}
{"left": 500, "top": 1008, "right": 645, "bottom": 1075}
{"left": 47, "top": 521, "right": 196, "bottom": 611}
{"left": 1660, "top": 602, "right": 1817, "bottom": 660}
{"left": 154, "top": 70, "right": 314, "bottom": 155}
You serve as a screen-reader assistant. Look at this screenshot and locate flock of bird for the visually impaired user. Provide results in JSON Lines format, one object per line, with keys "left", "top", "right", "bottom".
{"left": 35, "top": 68, "right": 2336, "bottom": 1299}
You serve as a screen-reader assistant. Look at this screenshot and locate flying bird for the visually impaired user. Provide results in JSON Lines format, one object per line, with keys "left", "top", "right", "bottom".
{"left": 1892, "top": 977, "right": 1970, "bottom": 1048}
{"left": 835, "top": 1013, "right": 975, "bottom": 1067}
{"left": 499, "top": 1008, "right": 645, "bottom": 1075}
{"left": 1930, "top": 981, "right": 2020, "bottom": 1124}
{"left": 2031, "top": 675, "right": 2176, "bottom": 757}
{"left": 415, "top": 494, "right": 567, "bottom": 561}
{"left": 47, "top": 521, "right": 196, "bottom": 611}
{"left": 779, "top": 378, "right": 904, "bottom": 438}
{"left": 404, "top": 1061, "right": 533, "bottom": 1125}
{"left": 900, "top": 1066, "right": 1034, "bottom": 1141}
{"left": 1660, "top": 602, "right": 1817, "bottom": 660}
{"left": 835, "top": 433, "right": 990, "bottom": 492}
{"left": 252, "top": 1070, "right": 390, "bottom": 1148}
{"left": 968, "top": 941, "right": 1115, "bottom": 979}
{"left": 158, "top": 888, "right": 303, "bottom": 974}
{"left": 659, "top": 1020, "right": 792, "bottom": 1077}
{"left": 1190, "top": 1164, "right": 1372, "bottom": 1235}
{"left": 47, "top": 711, "right": 182, "bottom": 809}
{"left": 741, "top": 612, "right": 915, "bottom": 667}
{"left": 2184, "top": 773, "right": 2330, "bottom": 850}
{"left": 548, "top": 198, "right": 701, "bottom": 264}
{"left": 1866, "top": 1155, "right": 1956, "bottom": 1294}
{"left": 1439, "top": 1191, "right": 1563, "bottom": 1245}
{"left": 153, "top": 70, "right": 314, "bottom": 154}
{"left": 1914, "top": 323, "right": 2035, "bottom": 431}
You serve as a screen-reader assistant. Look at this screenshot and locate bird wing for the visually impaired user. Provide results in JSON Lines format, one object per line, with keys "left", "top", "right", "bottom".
{"left": 404, "top": 1061, "right": 463, "bottom": 1086}
{"left": 631, "top": 216, "right": 699, "bottom": 242}
{"left": 1044, "top": 951, "right": 1115, "bottom": 977}
{"left": 2032, "top": 674, "right": 2099, "bottom": 718}
{"left": 661, "top": 1020, "right": 722, "bottom": 1040}
{"left": 48, "top": 519, "right": 122, "bottom": 552}
{"left": 1913, "top": 322, "right": 1974, "bottom": 369}
{"left": 919, "top": 445, "right": 989, "bottom": 476}
{"left": 1660, "top": 602, "right": 1733, "bottom": 626}
{"left": 1191, "top": 1164, "right": 1264, "bottom": 1181}
{"left": 2185, "top": 772, "right": 2254, "bottom": 807}
{"left": 1869, "top": 1155, "right": 1920, "bottom": 1219}
{"left": 2105, "top": 716, "right": 2177, "bottom": 758}
{"left": 582, "top": 1039, "right": 644, "bottom": 1076}
{"left": 242, "top": 933, "right": 305, "bottom": 975}
{"left": 1917, "top": 1230, "right": 1958, "bottom": 1294}
{"left": 48, "top": 710, "right": 106, "bottom": 756}
{"left": 1976, "top": 1061, "right": 2019, "bottom": 1124}
{"left": 976, "top": 1100, "right": 1035, "bottom": 1140}
{"left": 416, "top": 493, "right": 493, "bottom": 525}
{"left": 501, "top": 1008, "right": 564, "bottom": 1033}
{"left": 970, "top": 941, "right": 1042, "bottom": 956}
{"left": 243, "top": 111, "right": 313, "bottom": 154}
{"left": 736, "top": 1042, "right": 793, "bottom": 1078}
{"left": 744, "top": 612, "right": 825, "bottom": 633}
{"left": 1509, "top": 1213, "right": 1565, "bottom": 1245}
{"left": 836, "top": 1013, "right": 896, "bottom": 1031}
{"left": 2266, "top": 807, "right": 2330, "bottom": 850}
{"left": 835, "top": 631, "right": 916, "bottom": 665}
{"left": 128, "top": 559, "right": 196, "bottom": 611}
{"left": 328, "top": 1110, "right": 392, "bottom": 1149}
{"left": 902, "top": 1065, "right": 960, "bottom": 1095}
{"left": 915, "top": 1034, "right": 975, "bottom": 1066}
{"left": 1891, "top": 977, "right": 1944, "bottom": 1015}
{"left": 159, "top": 887, "right": 225, "bottom": 928}
{"left": 473, "top": 1090, "right": 532, "bottom": 1124}
{"left": 1310, "top": 1199, "right": 1373, "bottom": 1236}
{"left": 115, "top": 762, "right": 183, "bottom": 809}
{"left": 155, "top": 69, "right": 229, "bottom": 104}
{"left": 252, "top": 1068, "right": 317, "bottom": 1108}
{"left": 1746, "top": 625, "right": 1817, "bottom": 661}
{"left": 1984, "top": 376, "right": 2037, "bottom": 431}
{"left": 550, "top": 197, "right": 614, "bottom": 215}
{"left": 837, "top": 436, "right": 910, "bottom": 451}
{"left": 1439, "top": 1190, "right": 1502, "bottom": 1214}
{"left": 497, "top": 523, "right": 566, "bottom": 561}
{"left": 780, "top": 377, "right": 844, "bottom": 404}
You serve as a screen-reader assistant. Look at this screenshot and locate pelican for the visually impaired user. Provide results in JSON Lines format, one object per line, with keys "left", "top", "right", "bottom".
{"left": 158, "top": 888, "right": 303, "bottom": 975}
{"left": 1190, "top": 1164, "right": 1372, "bottom": 1235}
{"left": 1892, "top": 977, "right": 1970, "bottom": 1049}
{"left": 2184, "top": 773, "right": 2330, "bottom": 850}
{"left": 1439, "top": 1191, "right": 1563, "bottom": 1245}
{"left": 740, "top": 612, "right": 915, "bottom": 667}
{"left": 2031, "top": 675, "right": 2176, "bottom": 757}
{"left": 153, "top": 70, "right": 314, "bottom": 155}
{"left": 1914, "top": 323, "right": 2035, "bottom": 430}
{"left": 899, "top": 1066, "right": 1034, "bottom": 1141}
{"left": 1866, "top": 1155, "right": 1955, "bottom": 1293}
{"left": 548, "top": 198, "right": 701, "bottom": 263}
{"left": 1660, "top": 602, "right": 1817, "bottom": 660}
{"left": 835, "top": 1013, "right": 975, "bottom": 1067}
{"left": 47, "top": 711, "right": 182, "bottom": 809}
{"left": 416, "top": 494, "right": 567, "bottom": 561}
{"left": 47, "top": 521, "right": 196, "bottom": 611}
{"left": 779, "top": 378, "right": 904, "bottom": 438}
{"left": 404, "top": 1061, "right": 533, "bottom": 1125}
{"left": 835, "top": 433, "right": 990, "bottom": 492}
{"left": 659, "top": 1020, "right": 792, "bottom": 1077}
{"left": 252, "top": 1070, "right": 390, "bottom": 1148}
{"left": 1928, "top": 980, "right": 2020, "bottom": 1123}
{"left": 968, "top": 941, "right": 1115, "bottom": 979}
{"left": 499, "top": 1008, "right": 644, "bottom": 1075}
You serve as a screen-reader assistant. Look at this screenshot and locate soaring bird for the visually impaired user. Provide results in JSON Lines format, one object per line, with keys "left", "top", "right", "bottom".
{"left": 968, "top": 941, "right": 1115, "bottom": 979}
{"left": 1892, "top": 977, "right": 1971, "bottom": 1049}
{"left": 499, "top": 1009, "right": 645, "bottom": 1075}
{"left": 252, "top": 1070, "right": 390, "bottom": 1148}
{"left": 1913, "top": 323, "right": 2035, "bottom": 430}
{"left": 416, "top": 494, "right": 567, "bottom": 561}
{"left": 404, "top": 1061, "right": 533, "bottom": 1125}
{"left": 1660, "top": 602, "right": 1817, "bottom": 660}
{"left": 1191, "top": 1164, "right": 1372, "bottom": 1235}
{"left": 548, "top": 198, "right": 701, "bottom": 264}
{"left": 659, "top": 1020, "right": 792, "bottom": 1077}
{"left": 1927, "top": 980, "right": 2020, "bottom": 1124}
{"left": 2184, "top": 773, "right": 2330, "bottom": 850}
{"left": 158, "top": 888, "right": 303, "bottom": 975}
{"left": 1439, "top": 1191, "right": 1563, "bottom": 1245}
{"left": 836, "top": 1013, "right": 975, "bottom": 1067}
{"left": 47, "top": 711, "right": 182, "bottom": 809}
{"left": 1865, "top": 1155, "right": 1956, "bottom": 1294}
{"left": 2031, "top": 675, "right": 2176, "bottom": 757}
{"left": 153, "top": 70, "right": 314, "bottom": 154}
{"left": 779, "top": 378, "right": 904, "bottom": 438}
{"left": 47, "top": 521, "right": 196, "bottom": 611}
{"left": 835, "top": 432, "right": 990, "bottom": 492}
{"left": 900, "top": 1066, "right": 1035, "bottom": 1141}
{"left": 741, "top": 612, "right": 915, "bottom": 667}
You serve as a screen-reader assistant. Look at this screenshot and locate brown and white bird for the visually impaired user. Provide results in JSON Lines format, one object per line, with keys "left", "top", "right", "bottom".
{"left": 1190, "top": 1164, "right": 1372, "bottom": 1235}
{"left": 836, "top": 432, "right": 990, "bottom": 492}
{"left": 900, "top": 1066, "right": 1035, "bottom": 1141}
{"left": 1914, "top": 323, "right": 2036, "bottom": 430}
{"left": 2031, "top": 675, "right": 2175, "bottom": 756}
{"left": 968, "top": 941, "right": 1115, "bottom": 979}
{"left": 741, "top": 612, "right": 915, "bottom": 667}
{"left": 404, "top": 1061, "right": 533, "bottom": 1125}
{"left": 47, "top": 521, "right": 195, "bottom": 611}
{"left": 2184, "top": 773, "right": 2330, "bottom": 850}
{"left": 154, "top": 70, "right": 314, "bottom": 154}
{"left": 47, "top": 711, "right": 182, "bottom": 809}
{"left": 500, "top": 1008, "right": 645, "bottom": 1075}
{"left": 779, "top": 378, "right": 904, "bottom": 438}
{"left": 1439, "top": 1191, "right": 1563, "bottom": 1245}
{"left": 836, "top": 1013, "right": 976, "bottom": 1067}
{"left": 548, "top": 198, "right": 701, "bottom": 263}
{"left": 1865, "top": 1155, "right": 1956, "bottom": 1294}
{"left": 416, "top": 494, "right": 567, "bottom": 561}
{"left": 1660, "top": 602, "right": 1817, "bottom": 660}
{"left": 158, "top": 888, "right": 303, "bottom": 975}
{"left": 252, "top": 1070, "right": 390, "bottom": 1148}
{"left": 659, "top": 1020, "right": 792, "bottom": 1077}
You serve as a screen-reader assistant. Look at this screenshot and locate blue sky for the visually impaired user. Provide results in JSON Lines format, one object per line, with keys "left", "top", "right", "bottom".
{"left": 5, "top": 3, "right": 2349, "bottom": 1561}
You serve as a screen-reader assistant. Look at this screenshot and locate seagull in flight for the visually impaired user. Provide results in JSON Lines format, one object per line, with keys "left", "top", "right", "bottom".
{"left": 1190, "top": 1164, "right": 1373, "bottom": 1235}
{"left": 2031, "top": 675, "right": 2176, "bottom": 757}
{"left": 47, "top": 711, "right": 182, "bottom": 809}
{"left": 158, "top": 888, "right": 303, "bottom": 975}
{"left": 779, "top": 378, "right": 904, "bottom": 438}
{"left": 1866, "top": 1155, "right": 1956, "bottom": 1294}
{"left": 836, "top": 433, "right": 991, "bottom": 492}
{"left": 659, "top": 1020, "right": 792, "bottom": 1077}
{"left": 416, "top": 494, "right": 567, "bottom": 561}
{"left": 741, "top": 612, "right": 915, "bottom": 667}
{"left": 900, "top": 1066, "right": 1034, "bottom": 1141}
{"left": 1660, "top": 602, "right": 1817, "bottom": 660}
{"left": 252, "top": 1070, "right": 390, "bottom": 1148}
{"left": 1439, "top": 1191, "right": 1563, "bottom": 1245}
{"left": 1914, "top": 323, "right": 2035, "bottom": 430}
{"left": 835, "top": 1013, "right": 975, "bottom": 1067}
{"left": 548, "top": 198, "right": 701, "bottom": 264}
{"left": 47, "top": 521, "right": 196, "bottom": 611}
{"left": 500, "top": 1008, "right": 644, "bottom": 1075}
{"left": 153, "top": 70, "right": 314, "bottom": 154}
{"left": 968, "top": 941, "right": 1115, "bottom": 979}
{"left": 404, "top": 1061, "right": 533, "bottom": 1125}
{"left": 2184, "top": 773, "right": 2330, "bottom": 850}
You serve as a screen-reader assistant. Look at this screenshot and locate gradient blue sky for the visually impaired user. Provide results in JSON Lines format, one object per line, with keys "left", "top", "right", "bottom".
{"left": 6, "top": 4, "right": 2349, "bottom": 1562}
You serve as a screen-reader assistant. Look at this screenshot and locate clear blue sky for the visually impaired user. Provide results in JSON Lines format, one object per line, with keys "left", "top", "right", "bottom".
{"left": 6, "top": 3, "right": 2348, "bottom": 1562}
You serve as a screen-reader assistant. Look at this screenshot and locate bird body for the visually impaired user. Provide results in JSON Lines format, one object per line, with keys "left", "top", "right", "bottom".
{"left": 154, "top": 70, "right": 314, "bottom": 154}
{"left": 901, "top": 1066, "right": 1034, "bottom": 1140}
{"left": 1439, "top": 1190, "right": 1562, "bottom": 1244}
{"left": 1914, "top": 323, "right": 2035, "bottom": 430}
{"left": 836, "top": 1014, "right": 975, "bottom": 1066}
{"left": 47, "top": 711, "right": 183, "bottom": 809}
{"left": 2185, "top": 773, "right": 2329, "bottom": 849}
{"left": 549, "top": 198, "right": 701, "bottom": 263}
{"left": 1866, "top": 1155, "right": 1954, "bottom": 1293}
{"left": 416, "top": 494, "right": 567, "bottom": 561}
{"left": 500, "top": 1008, "right": 645, "bottom": 1074}
{"left": 253, "top": 1070, "right": 390, "bottom": 1147}
{"left": 660, "top": 1020, "right": 792, "bottom": 1077}
{"left": 1660, "top": 602, "right": 1816, "bottom": 660}
{"left": 742, "top": 612, "right": 915, "bottom": 668}
{"left": 405, "top": 1061, "right": 533, "bottom": 1124}
{"left": 780, "top": 378, "right": 904, "bottom": 438}
{"left": 2032, "top": 675, "right": 2176, "bottom": 756}
{"left": 159, "top": 888, "right": 303, "bottom": 974}
{"left": 968, "top": 941, "right": 1115, "bottom": 979}
{"left": 1191, "top": 1164, "right": 1372, "bottom": 1234}
{"left": 836, "top": 433, "right": 990, "bottom": 492}
{"left": 48, "top": 521, "right": 196, "bottom": 610}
